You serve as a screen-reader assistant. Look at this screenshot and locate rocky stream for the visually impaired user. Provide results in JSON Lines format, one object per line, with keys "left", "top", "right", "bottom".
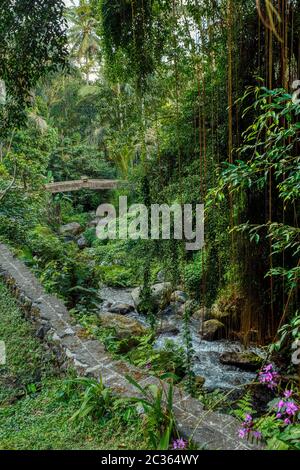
{"left": 60, "top": 220, "right": 265, "bottom": 392}
{"left": 99, "top": 283, "right": 265, "bottom": 391}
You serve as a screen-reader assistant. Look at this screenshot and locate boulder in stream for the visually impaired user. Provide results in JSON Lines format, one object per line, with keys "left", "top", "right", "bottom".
{"left": 156, "top": 322, "right": 180, "bottom": 336}
{"left": 192, "top": 307, "right": 210, "bottom": 320}
{"left": 107, "top": 303, "right": 133, "bottom": 315}
{"left": 59, "top": 222, "right": 82, "bottom": 236}
{"left": 158, "top": 304, "right": 177, "bottom": 317}
{"left": 98, "top": 313, "right": 147, "bottom": 339}
{"left": 175, "top": 300, "right": 197, "bottom": 317}
{"left": 131, "top": 282, "right": 172, "bottom": 310}
{"left": 219, "top": 351, "right": 263, "bottom": 371}
{"left": 170, "top": 290, "right": 188, "bottom": 304}
{"left": 201, "top": 319, "right": 225, "bottom": 341}
{"left": 210, "top": 292, "right": 244, "bottom": 330}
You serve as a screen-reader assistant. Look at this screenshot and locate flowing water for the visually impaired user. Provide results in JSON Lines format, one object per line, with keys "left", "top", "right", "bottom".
{"left": 99, "top": 286, "right": 264, "bottom": 391}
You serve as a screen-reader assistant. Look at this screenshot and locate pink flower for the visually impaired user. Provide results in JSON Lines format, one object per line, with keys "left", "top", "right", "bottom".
{"left": 285, "top": 401, "right": 299, "bottom": 416}
{"left": 258, "top": 364, "right": 280, "bottom": 389}
{"left": 274, "top": 394, "right": 299, "bottom": 425}
{"left": 238, "top": 413, "right": 255, "bottom": 440}
{"left": 172, "top": 438, "right": 187, "bottom": 450}
{"left": 238, "top": 429, "right": 247, "bottom": 439}
{"left": 277, "top": 400, "right": 285, "bottom": 410}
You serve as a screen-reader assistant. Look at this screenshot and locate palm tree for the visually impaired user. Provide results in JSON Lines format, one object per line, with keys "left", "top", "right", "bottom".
{"left": 67, "top": 1, "right": 101, "bottom": 82}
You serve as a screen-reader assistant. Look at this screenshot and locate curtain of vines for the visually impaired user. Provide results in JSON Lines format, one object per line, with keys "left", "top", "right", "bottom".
{"left": 100, "top": 0, "right": 299, "bottom": 343}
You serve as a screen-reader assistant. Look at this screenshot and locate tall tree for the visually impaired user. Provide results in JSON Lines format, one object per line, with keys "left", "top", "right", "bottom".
{"left": 0, "top": 0, "right": 68, "bottom": 131}
{"left": 67, "top": 1, "right": 101, "bottom": 82}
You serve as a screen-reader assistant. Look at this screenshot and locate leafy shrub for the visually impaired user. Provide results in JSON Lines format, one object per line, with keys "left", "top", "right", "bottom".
{"left": 96, "top": 265, "right": 134, "bottom": 287}
{"left": 234, "top": 365, "right": 300, "bottom": 449}
{"left": 59, "top": 198, "right": 90, "bottom": 225}
{"left": 68, "top": 377, "right": 113, "bottom": 423}
{"left": 184, "top": 254, "right": 203, "bottom": 296}
{"left": 126, "top": 336, "right": 186, "bottom": 380}
{"left": 125, "top": 374, "right": 176, "bottom": 450}
{"left": 0, "top": 214, "right": 27, "bottom": 245}
{"left": 26, "top": 225, "right": 65, "bottom": 262}
{"left": 17, "top": 226, "right": 101, "bottom": 311}
{"left": 82, "top": 227, "right": 97, "bottom": 246}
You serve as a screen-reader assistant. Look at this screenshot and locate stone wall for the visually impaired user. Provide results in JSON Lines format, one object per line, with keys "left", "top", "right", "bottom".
{"left": 0, "top": 243, "right": 259, "bottom": 450}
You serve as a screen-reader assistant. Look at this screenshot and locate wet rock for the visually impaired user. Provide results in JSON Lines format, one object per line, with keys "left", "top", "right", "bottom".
{"left": 158, "top": 304, "right": 176, "bottom": 317}
{"left": 59, "top": 222, "right": 82, "bottom": 236}
{"left": 131, "top": 287, "right": 141, "bottom": 307}
{"left": 102, "top": 300, "right": 112, "bottom": 310}
{"left": 192, "top": 307, "right": 210, "bottom": 320}
{"left": 156, "top": 322, "right": 180, "bottom": 336}
{"left": 131, "top": 282, "right": 172, "bottom": 310}
{"left": 171, "top": 290, "right": 188, "bottom": 304}
{"left": 108, "top": 303, "right": 133, "bottom": 315}
{"left": 98, "top": 313, "right": 147, "bottom": 339}
{"left": 175, "top": 303, "right": 186, "bottom": 316}
{"left": 201, "top": 319, "right": 225, "bottom": 341}
{"left": 211, "top": 303, "right": 230, "bottom": 321}
{"left": 219, "top": 352, "right": 263, "bottom": 371}
{"left": 100, "top": 286, "right": 135, "bottom": 309}
{"left": 210, "top": 292, "right": 244, "bottom": 330}
{"left": 175, "top": 300, "right": 196, "bottom": 316}
{"left": 149, "top": 282, "right": 172, "bottom": 307}
{"left": 77, "top": 235, "right": 88, "bottom": 249}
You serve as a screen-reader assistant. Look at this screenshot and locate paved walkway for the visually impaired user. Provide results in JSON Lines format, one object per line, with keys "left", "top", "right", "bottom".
{"left": 0, "top": 243, "right": 260, "bottom": 450}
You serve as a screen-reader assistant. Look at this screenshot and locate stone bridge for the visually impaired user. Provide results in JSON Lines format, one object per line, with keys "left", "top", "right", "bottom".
{"left": 45, "top": 178, "right": 119, "bottom": 194}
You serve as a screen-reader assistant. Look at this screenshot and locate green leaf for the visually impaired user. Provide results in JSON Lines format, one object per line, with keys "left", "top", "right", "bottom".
{"left": 267, "top": 437, "right": 289, "bottom": 450}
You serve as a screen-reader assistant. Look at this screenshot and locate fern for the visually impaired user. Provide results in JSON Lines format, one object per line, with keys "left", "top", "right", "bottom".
{"left": 232, "top": 391, "right": 255, "bottom": 421}
{"left": 255, "top": 415, "right": 280, "bottom": 439}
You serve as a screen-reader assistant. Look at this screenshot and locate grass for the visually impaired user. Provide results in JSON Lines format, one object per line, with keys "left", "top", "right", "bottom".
{"left": 0, "top": 281, "right": 148, "bottom": 450}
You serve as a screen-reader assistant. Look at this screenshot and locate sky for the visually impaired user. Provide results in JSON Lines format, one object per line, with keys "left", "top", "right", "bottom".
{"left": 64, "top": 0, "right": 79, "bottom": 6}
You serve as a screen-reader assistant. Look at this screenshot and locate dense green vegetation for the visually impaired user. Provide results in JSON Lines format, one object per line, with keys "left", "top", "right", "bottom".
{"left": 0, "top": 0, "right": 299, "bottom": 451}
{"left": 0, "top": 281, "right": 148, "bottom": 450}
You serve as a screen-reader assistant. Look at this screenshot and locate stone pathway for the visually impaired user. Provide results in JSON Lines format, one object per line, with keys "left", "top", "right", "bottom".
{"left": 0, "top": 243, "right": 261, "bottom": 450}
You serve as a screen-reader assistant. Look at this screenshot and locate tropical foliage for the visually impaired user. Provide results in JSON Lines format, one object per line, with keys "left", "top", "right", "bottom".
{"left": 0, "top": 0, "right": 299, "bottom": 451}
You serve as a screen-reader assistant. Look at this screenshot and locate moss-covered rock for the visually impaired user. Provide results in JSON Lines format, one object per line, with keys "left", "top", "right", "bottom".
{"left": 98, "top": 313, "right": 147, "bottom": 339}
{"left": 219, "top": 351, "right": 263, "bottom": 371}
{"left": 210, "top": 289, "right": 244, "bottom": 333}
{"left": 59, "top": 222, "right": 82, "bottom": 236}
{"left": 201, "top": 319, "right": 225, "bottom": 341}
